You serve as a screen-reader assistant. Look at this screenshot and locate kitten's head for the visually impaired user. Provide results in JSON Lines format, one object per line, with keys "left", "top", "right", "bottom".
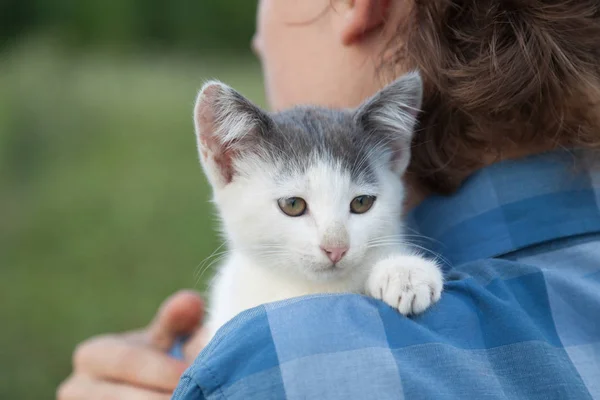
{"left": 194, "top": 73, "right": 422, "bottom": 283}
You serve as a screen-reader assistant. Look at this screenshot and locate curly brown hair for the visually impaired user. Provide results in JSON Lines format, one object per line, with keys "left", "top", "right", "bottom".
{"left": 393, "top": 0, "right": 600, "bottom": 193}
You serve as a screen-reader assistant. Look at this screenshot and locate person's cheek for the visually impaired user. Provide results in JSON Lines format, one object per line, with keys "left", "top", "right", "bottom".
{"left": 251, "top": 33, "right": 261, "bottom": 58}
{"left": 259, "top": 32, "right": 287, "bottom": 109}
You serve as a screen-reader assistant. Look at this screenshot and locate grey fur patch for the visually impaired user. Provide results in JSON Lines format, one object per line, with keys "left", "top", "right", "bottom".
{"left": 195, "top": 72, "right": 423, "bottom": 188}
{"left": 265, "top": 107, "right": 379, "bottom": 184}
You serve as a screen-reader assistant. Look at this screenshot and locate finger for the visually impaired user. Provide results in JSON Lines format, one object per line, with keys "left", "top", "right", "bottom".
{"left": 182, "top": 326, "right": 211, "bottom": 362}
{"left": 73, "top": 336, "right": 188, "bottom": 391}
{"left": 148, "top": 290, "right": 204, "bottom": 350}
{"left": 57, "top": 374, "right": 171, "bottom": 400}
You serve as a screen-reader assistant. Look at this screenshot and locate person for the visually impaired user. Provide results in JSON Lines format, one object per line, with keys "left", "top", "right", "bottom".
{"left": 58, "top": 0, "right": 600, "bottom": 399}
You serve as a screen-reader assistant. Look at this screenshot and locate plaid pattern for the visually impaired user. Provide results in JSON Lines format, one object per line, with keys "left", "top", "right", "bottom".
{"left": 172, "top": 150, "right": 600, "bottom": 399}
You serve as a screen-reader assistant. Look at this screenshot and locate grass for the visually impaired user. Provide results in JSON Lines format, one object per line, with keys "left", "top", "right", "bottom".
{"left": 0, "top": 40, "right": 266, "bottom": 399}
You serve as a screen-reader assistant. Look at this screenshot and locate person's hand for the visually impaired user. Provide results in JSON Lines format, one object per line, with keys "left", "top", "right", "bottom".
{"left": 57, "top": 290, "right": 204, "bottom": 400}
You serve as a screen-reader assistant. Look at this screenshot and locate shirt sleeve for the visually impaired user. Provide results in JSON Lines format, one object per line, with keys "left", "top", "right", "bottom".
{"left": 172, "top": 260, "right": 598, "bottom": 400}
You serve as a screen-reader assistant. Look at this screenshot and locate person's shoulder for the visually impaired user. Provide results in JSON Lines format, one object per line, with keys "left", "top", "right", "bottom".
{"left": 175, "top": 293, "right": 391, "bottom": 399}
{"left": 172, "top": 281, "right": 492, "bottom": 399}
{"left": 175, "top": 247, "right": 600, "bottom": 399}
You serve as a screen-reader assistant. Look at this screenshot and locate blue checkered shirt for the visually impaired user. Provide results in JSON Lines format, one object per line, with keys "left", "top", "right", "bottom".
{"left": 172, "top": 149, "right": 600, "bottom": 399}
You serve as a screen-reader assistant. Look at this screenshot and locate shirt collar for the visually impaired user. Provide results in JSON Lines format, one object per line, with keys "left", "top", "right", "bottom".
{"left": 406, "top": 149, "right": 600, "bottom": 267}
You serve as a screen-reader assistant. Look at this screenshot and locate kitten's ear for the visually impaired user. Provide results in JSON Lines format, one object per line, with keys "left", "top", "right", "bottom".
{"left": 194, "top": 81, "right": 271, "bottom": 188}
{"left": 354, "top": 71, "right": 423, "bottom": 175}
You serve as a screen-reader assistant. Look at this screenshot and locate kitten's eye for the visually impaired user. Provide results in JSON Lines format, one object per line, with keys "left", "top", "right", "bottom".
{"left": 278, "top": 197, "right": 307, "bottom": 217}
{"left": 350, "top": 195, "right": 376, "bottom": 214}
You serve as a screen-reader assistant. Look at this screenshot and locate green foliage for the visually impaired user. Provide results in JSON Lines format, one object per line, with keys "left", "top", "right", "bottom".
{"left": 0, "top": 41, "right": 265, "bottom": 399}
{"left": 0, "top": 1, "right": 258, "bottom": 53}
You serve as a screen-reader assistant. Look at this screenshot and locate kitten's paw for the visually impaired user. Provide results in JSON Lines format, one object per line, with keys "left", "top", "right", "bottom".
{"left": 367, "top": 255, "right": 443, "bottom": 315}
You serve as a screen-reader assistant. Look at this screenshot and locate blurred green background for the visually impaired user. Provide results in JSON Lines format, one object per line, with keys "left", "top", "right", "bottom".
{"left": 0, "top": 2, "right": 265, "bottom": 398}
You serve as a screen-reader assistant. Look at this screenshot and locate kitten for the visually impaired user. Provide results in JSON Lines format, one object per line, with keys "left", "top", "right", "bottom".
{"left": 193, "top": 72, "right": 443, "bottom": 340}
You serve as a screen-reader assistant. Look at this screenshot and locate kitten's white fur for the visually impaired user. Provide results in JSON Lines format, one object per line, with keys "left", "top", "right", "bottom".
{"left": 194, "top": 73, "right": 444, "bottom": 340}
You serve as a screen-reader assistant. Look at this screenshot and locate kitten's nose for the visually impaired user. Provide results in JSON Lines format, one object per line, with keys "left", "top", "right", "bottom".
{"left": 320, "top": 246, "right": 348, "bottom": 264}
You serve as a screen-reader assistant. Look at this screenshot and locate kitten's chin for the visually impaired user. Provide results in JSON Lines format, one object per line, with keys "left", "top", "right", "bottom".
{"left": 303, "top": 261, "right": 356, "bottom": 282}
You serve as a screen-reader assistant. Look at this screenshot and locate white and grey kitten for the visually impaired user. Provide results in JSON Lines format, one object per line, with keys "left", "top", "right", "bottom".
{"left": 193, "top": 72, "right": 443, "bottom": 340}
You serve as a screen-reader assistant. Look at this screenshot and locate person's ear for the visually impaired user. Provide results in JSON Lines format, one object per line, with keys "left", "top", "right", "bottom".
{"left": 338, "top": 0, "right": 390, "bottom": 46}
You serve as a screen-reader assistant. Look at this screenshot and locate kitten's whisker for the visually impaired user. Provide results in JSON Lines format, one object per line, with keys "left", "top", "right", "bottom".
{"left": 201, "top": 253, "right": 229, "bottom": 274}
{"left": 194, "top": 244, "right": 228, "bottom": 279}
{"left": 402, "top": 243, "right": 451, "bottom": 267}
{"left": 365, "top": 238, "right": 451, "bottom": 266}
{"left": 367, "top": 242, "right": 405, "bottom": 247}
{"left": 368, "top": 233, "right": 443, "bottom": 247}
{"left": 194, "top": 254, "right": 229, "bottom": 288}
{"left": 402, "top": 226, "right": 444, "bottom": 246}
{"left": 194, "top": 250, "right": 229, "bottom": 274}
